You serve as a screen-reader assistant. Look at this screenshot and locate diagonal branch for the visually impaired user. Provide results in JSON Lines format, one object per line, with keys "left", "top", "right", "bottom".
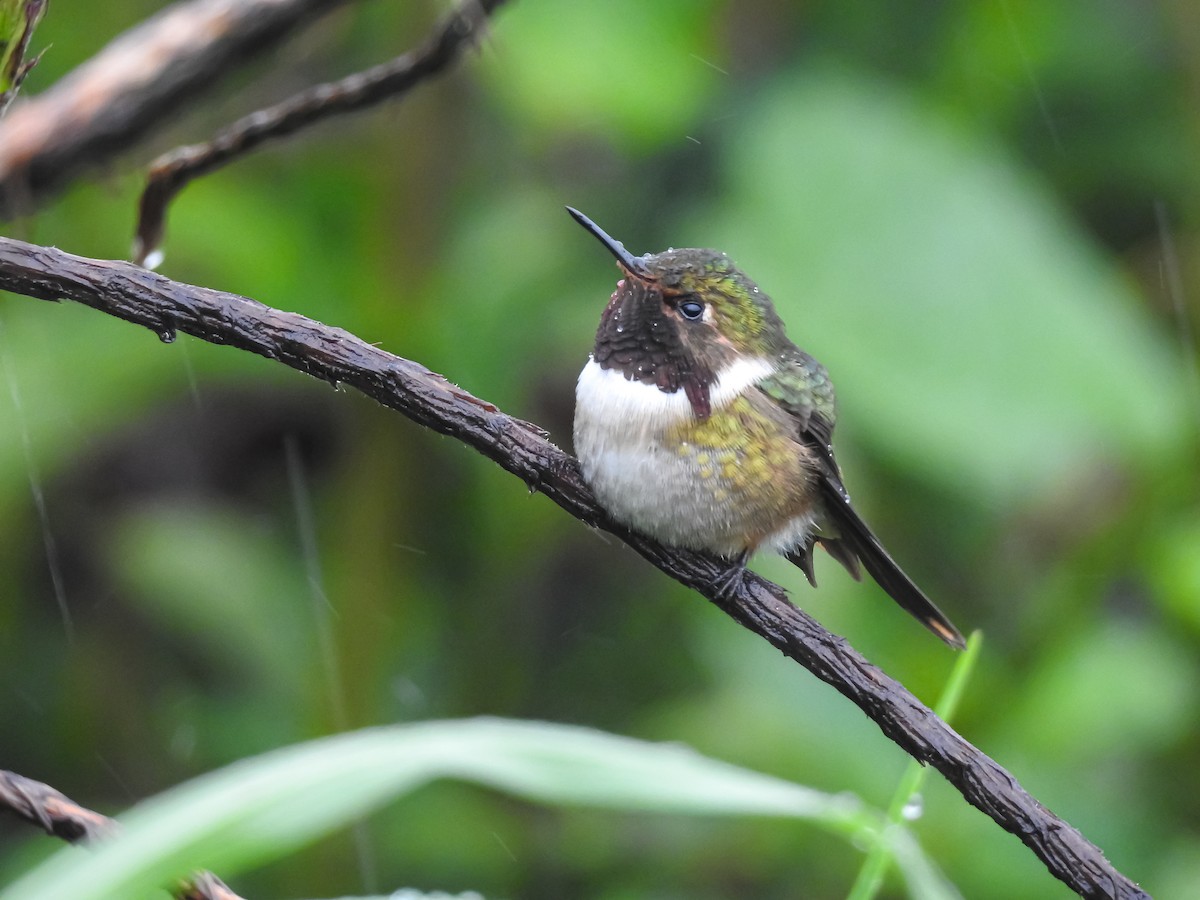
{"left": 0, "top": 770, "right": 243, "bottom": 900}
{"left": 134, "top": 0, "right": 508, "bottom": 266}
{"left": 0, "top": 237, "right": 1147, "bottom": 900}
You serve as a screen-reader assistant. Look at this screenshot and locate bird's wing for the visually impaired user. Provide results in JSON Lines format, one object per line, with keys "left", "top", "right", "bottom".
{"left": 756, "top": 353, "right": 965, "bottom": 649}
{"left": 755, "top": 349, "right": 839, "bottom": 472}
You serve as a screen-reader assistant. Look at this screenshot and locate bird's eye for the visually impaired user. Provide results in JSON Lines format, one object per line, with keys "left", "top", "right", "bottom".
{"left": 678, "top": 298, "right": 705, "bottom": 321}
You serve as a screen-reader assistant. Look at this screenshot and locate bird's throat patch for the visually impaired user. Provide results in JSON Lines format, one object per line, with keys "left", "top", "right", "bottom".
{"left": 593, "top": 278, "right": 715, "bottom": 421}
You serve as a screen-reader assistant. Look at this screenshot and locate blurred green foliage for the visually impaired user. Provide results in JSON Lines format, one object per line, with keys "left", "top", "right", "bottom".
{"left": 1, "top": 0, "right": 1198, "bottom": 898}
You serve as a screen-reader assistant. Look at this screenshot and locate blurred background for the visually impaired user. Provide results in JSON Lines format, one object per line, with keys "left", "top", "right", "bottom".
{"left": 0, "top": 0, "right": 1198, "bottom": 897}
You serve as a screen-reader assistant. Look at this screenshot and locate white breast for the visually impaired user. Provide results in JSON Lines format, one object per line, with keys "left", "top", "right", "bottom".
{"left": 573, "top": 356, "right": 785, "bottom": 555}
{"left": 574, "top": 356, "right": 776, "bottom": 431}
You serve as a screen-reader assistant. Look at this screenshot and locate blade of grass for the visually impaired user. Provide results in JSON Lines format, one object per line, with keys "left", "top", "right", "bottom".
{"left": 846, "top": 630, "right": 984, "bottom": 900}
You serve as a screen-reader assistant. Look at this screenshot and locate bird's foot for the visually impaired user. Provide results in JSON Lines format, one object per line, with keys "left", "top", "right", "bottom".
{"left": 713, "top": 551, "right": 751, "bottom": 603}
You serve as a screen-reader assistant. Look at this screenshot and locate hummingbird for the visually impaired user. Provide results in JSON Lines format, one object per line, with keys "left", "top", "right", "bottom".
{"left": 568, "top": 207, "right": 965, "bottom": 649}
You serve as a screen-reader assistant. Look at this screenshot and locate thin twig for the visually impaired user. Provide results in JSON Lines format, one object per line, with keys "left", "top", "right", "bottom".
{"left": 0, "top": 769, "right": 244, "bottom": 899}
{"left": 134, "top": 0, "right": 508, "bottom": 266}
{"left": 0, "top": 237, "right": 1148, "bottom": 900}
{"left": 0, "top": 0, "right": 356, "bottom": 217}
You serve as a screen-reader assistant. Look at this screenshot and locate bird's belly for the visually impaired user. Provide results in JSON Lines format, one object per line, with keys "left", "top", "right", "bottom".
{"left": 579, "top": 439, "right": 755, "bottom": 555}
{"left": 574, "top": 364, "right": 816, "bottom": 557}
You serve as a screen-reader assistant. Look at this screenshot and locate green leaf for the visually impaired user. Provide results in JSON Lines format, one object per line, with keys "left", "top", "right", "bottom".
{"left": 1008, "top": 622, "right": 1196, "bottom": 759}
{"left": 110, "top": 505, "right": 316, "bottom": 692}
{"left": 3, "top": 719, "right": 943, "bottom": 900}
{"left": 479, "top": 0, "right": 721, "bottom": 149}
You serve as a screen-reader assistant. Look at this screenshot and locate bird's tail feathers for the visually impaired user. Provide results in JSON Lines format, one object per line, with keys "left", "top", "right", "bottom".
{"left": 789, "top": 486, "right": 966, "bottom": 650}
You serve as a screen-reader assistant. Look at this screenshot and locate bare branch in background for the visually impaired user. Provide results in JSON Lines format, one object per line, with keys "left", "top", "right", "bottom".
{"left": 0, "top": 0, "right": 356, "bottom": 217}
{"left": 0, "top": 237, "right": 1148, "bottom": 900}
{"left": 0, "top": 768, "right": 118, "bottom": 843}
{"left": 133, "top": 0, "right": 507, "bottom": 267}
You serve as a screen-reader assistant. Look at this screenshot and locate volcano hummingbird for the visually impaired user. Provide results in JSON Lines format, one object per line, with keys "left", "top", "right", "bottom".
{"left": 568, "top": 207, "right": 964, "bottom": 648}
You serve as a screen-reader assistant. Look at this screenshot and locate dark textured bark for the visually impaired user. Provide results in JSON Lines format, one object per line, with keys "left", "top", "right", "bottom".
{"left": 0, "top": 237, "right": 1149, "bottom": 900}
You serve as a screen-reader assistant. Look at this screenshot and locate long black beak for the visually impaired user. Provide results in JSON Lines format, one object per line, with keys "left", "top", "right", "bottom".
{"left": 565, "top": 207, "right": 649, "bottom": 277}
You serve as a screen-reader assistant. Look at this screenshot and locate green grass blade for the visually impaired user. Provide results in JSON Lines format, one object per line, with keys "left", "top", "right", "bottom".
{"left": 846, "top": 630, "right": 984, "bottom": 900}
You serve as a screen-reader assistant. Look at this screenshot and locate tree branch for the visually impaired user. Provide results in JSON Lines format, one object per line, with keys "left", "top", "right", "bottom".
{"left": 0, "top": 0, "right": 357, "bottom": 217}
{"left": 0, "top": 238, "right": 1147, "bottom": 900}
{"left": 0, "top": 769, "right": 244, "bottom": 900}
{"left": 134, "top": 0, "right": 508, "bottom": 266}
{"left": 0, "top": 769, "right": 117, "bottom": 844}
